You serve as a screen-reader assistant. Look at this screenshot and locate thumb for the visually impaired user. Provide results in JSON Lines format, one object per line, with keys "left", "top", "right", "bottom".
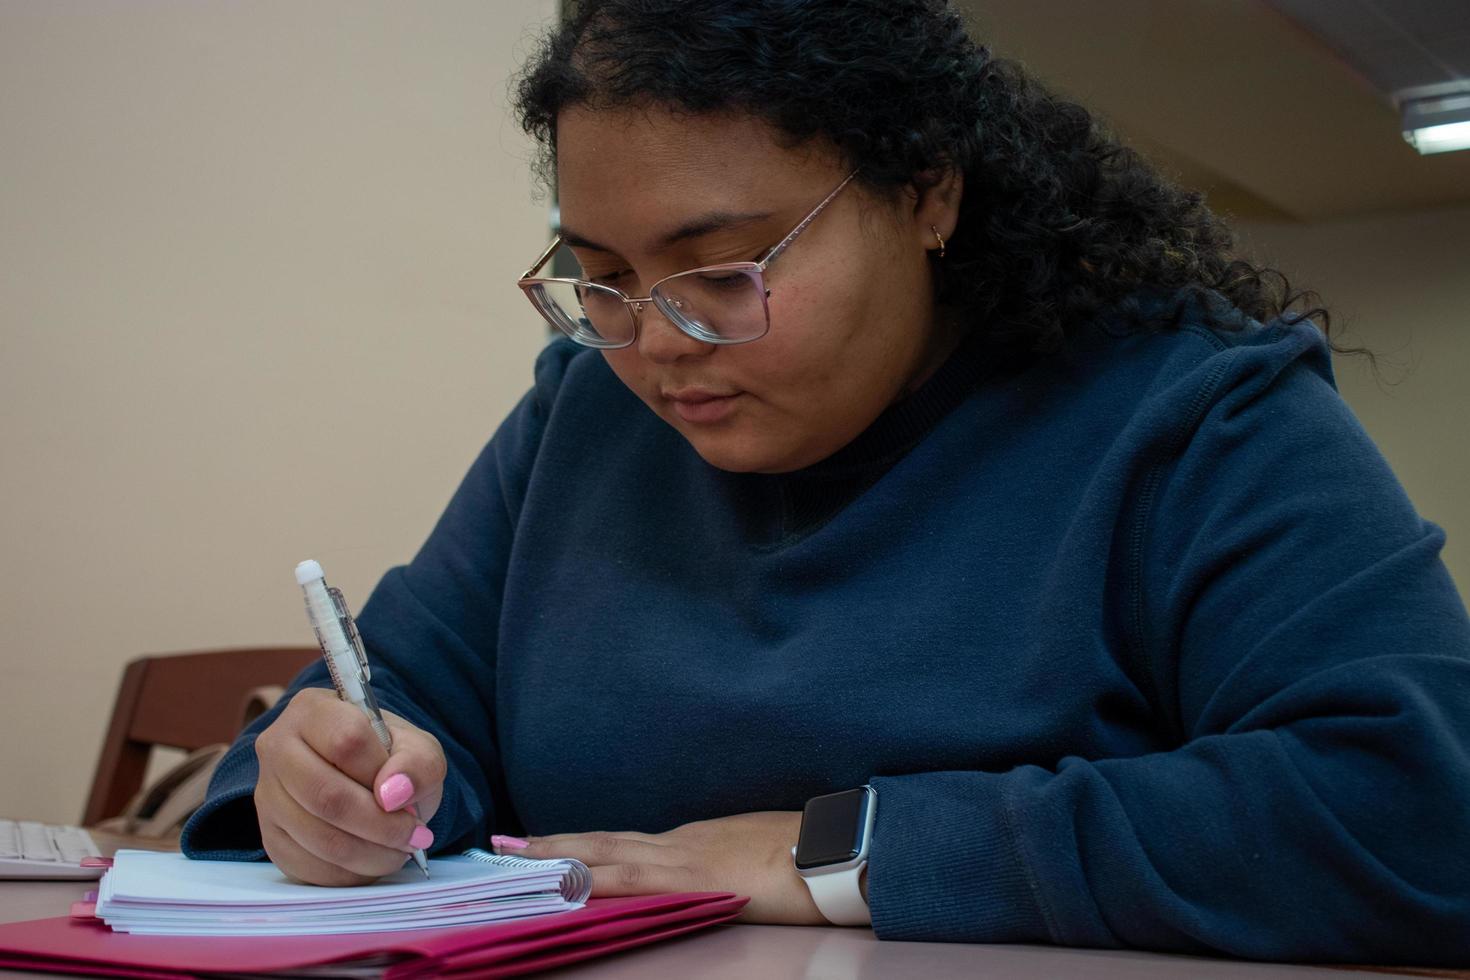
{"left": 373, "top": 711, "right": 447, "bottom": 824}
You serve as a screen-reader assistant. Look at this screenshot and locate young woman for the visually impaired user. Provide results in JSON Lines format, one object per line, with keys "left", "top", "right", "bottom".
{"left": 184, "top": 0, "right": 1470, "bottom": 963}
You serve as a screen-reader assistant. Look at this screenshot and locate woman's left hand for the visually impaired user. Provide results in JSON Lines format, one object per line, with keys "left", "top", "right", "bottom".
{"left": 494, "top": 811, "right": 830, "bottom": 925}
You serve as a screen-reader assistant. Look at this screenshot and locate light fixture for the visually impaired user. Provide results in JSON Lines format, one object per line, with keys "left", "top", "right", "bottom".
{"left": 1399, "top": 86, "right": 1470, "bottom": 156}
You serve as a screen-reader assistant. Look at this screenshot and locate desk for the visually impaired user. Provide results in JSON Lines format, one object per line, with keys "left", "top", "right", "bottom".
{"left": 0, "top": 880, "right": 1429, "bottom": 980}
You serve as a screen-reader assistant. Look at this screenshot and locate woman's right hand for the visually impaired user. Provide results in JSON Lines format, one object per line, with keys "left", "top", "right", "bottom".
{"left": 253, "top": 687, "right": 446, "bottom": 886}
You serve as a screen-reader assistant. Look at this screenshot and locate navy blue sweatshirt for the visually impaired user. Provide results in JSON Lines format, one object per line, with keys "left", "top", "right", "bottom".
{"left": 184, "top": 295, "right": 1470, "bottom": 963}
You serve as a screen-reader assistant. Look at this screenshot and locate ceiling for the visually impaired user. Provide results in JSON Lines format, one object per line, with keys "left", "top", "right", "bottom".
{"left": 1264, "top": 0, "right": 1469, "bottom": 96}
{"left": 957, "top": 0, "right": 1470, "bottom": 222}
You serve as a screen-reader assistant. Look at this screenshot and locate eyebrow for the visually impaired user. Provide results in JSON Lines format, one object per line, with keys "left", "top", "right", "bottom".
{"left": 559, "top": 209, "right": 776, "bottom": 254}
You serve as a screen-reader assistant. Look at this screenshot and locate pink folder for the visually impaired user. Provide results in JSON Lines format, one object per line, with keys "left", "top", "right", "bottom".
{"left": 0, "top": 892, "right": 747, "bottom": 978}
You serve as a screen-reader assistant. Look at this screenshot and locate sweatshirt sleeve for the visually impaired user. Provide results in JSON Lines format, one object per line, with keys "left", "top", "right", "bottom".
{"left": 181, "top": 340, "right": 581, "bottom": 860}
{"left": 866, "top": 324, "right": 1470, "bottom": 964}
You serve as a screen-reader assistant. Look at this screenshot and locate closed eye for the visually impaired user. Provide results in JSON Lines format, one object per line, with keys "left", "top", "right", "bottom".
{"left": 696, "top": 271, "right": 752, "bottom": 290}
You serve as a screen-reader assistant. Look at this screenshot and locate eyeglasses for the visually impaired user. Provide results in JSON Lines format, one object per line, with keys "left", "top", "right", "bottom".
{"left": 517, "top": 170, "right": 859, "bottom": 349}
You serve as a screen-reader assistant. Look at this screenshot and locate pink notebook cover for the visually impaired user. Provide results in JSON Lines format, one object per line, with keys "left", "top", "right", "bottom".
{"left": 0, "top": 892, "right": 748, "bottom": 979}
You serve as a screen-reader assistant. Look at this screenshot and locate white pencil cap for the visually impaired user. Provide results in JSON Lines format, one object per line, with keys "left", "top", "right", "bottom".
{"left": 294, "top": 559, "right": 325, "bottom": 585}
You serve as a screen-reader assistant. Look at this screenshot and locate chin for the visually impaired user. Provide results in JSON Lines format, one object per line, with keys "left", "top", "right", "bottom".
{"left": 689, "top": 441, "right": 780, "bottom": 474}
{"left": 682, "top": 429, "right": 811, "bottom": 474}
{"left": 660, "top": 406, "right": 826, "bottom": 474}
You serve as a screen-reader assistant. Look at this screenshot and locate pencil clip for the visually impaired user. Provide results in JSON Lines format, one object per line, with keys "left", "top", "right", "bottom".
{"left": 328, "top": 586, "right": 371, "bottom": 683}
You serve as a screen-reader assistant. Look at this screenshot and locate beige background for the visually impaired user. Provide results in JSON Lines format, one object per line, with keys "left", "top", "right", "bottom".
{"left": 1235, "top": 207, "right": 1470, "bottom": 595}
{"left": 2, "top": 3, "right": 1467, "bottom": 826}
{"left": 1, "top": 0, "right": 557, "bottom": 823}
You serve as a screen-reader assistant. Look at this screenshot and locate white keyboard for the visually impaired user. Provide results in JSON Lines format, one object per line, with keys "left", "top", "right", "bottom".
{"left": 0, "top": 819, "right": 105, "bottom": 880}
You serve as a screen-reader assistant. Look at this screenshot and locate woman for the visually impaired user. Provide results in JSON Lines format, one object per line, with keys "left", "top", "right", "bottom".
{"left": 183, "top": 0, "right": 1470, "bottom": 963}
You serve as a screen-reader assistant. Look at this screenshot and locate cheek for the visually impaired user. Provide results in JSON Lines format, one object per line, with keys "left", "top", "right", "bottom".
{"left": 752, "top": 266, "right": 906, "bottom": 398}
{"left": 600, "top": 350, "right": 661, "bottom": 409}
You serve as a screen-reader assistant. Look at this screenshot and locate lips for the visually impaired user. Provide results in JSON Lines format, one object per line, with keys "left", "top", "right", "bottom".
{"left": 663, "top": 387, "right": 742, "bottom": 424}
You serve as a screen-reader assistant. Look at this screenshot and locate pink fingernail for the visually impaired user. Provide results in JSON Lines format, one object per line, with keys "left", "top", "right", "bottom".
{"left": 409, "top": 825, "right": 434, "bottom": 850}
{"left": 491, "top": 834, "right": 529, "bottom": 851}
{"left": 378, "top": 773, "right": 414, "bottom": 811}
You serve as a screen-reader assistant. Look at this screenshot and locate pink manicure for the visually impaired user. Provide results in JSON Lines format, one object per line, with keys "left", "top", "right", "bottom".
{"left": 409, "top": 825, "right": 434, "bottom": 850}
{"left": 491, "top": 834, "right": 529, "bottom": 851}
{"left": 378, "top": 773, "right": 414, "bottom": 811}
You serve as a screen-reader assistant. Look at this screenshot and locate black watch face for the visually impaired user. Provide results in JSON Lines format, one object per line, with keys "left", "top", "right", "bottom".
{"left": 794, "top": 788, "right": 870, "bottom": 871}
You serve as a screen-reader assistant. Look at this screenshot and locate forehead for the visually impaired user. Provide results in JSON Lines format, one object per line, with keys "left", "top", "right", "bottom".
{"left": 554, "top": 106, "right": 843, "bottom": 232}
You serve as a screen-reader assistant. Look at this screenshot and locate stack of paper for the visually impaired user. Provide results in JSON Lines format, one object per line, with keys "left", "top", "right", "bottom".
{"left": 96, "top": 849, "right": 592, "bottom": 936}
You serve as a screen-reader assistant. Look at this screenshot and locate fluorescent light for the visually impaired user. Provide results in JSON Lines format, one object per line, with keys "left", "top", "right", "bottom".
{"left": 1401, "top": 91, "right": 1470, "bottom": 155}
{"left": 1405, "top": 120, "right": 1470, "bottom": 155}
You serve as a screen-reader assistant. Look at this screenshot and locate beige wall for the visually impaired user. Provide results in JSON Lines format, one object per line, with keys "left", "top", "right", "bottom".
{"left": 1, "top": 1, "right": 556, "bottom": 824}
{"left": 1236, "top": 207, "right": 1470, "bottom": 596}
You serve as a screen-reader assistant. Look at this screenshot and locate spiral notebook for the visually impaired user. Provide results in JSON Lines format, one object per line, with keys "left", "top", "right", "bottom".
{"left": 94, "top": 848, "right": 593, "bottom": 936}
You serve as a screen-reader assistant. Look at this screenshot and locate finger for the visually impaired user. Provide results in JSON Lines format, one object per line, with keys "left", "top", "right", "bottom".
{"left": 260, "top": 770, "right": 421, "bottom": 880}
{"left": 269, "top": 731, "right": 427, "bottom": 854}
{"left": 528, "top": 828, "right": 665, "bottom": 848}
{"left": 255, "top": 811, "right": 402, "bottom": 887}
{"left": 372, "top": 712, "right": 447, "bottom": 820}
{"left": 589, "top": 862, "right": 694, "bottom": 898}
{"left": 260, "top": 814, "right": 381, "bottom": 887}
{"left": 513, "top": 831, "right": 677, "bottom": 868}
{"left": 289, "top": 692, "right": 390, "bottom": 788}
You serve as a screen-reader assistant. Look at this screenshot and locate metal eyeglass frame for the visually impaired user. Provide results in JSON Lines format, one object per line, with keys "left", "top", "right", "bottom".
{"left": 517, "top": 169, "right": 860, "bottom": 349}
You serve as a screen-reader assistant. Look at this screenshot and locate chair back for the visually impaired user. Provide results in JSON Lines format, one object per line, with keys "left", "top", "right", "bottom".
{"left": 83, "top": 647, "right": 319, "bottom": 826}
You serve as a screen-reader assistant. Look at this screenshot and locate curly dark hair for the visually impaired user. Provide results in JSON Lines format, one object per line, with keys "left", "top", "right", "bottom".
{"left": 514, "top": 0, "right": 1359, "bottom": 364}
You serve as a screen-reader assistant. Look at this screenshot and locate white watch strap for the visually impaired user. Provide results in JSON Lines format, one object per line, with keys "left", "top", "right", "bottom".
{"left": 802, "top": 861, "right": 871, "bottom": 926}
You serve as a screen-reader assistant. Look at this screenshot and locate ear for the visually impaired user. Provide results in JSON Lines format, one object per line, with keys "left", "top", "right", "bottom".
{"left": 906, "top": 165, "right": 964, "bottom": 253}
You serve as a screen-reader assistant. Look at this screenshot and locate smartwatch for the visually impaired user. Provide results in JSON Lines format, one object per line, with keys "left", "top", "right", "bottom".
{"left": 792, "top": 786, "right": 877, "bottom": 926}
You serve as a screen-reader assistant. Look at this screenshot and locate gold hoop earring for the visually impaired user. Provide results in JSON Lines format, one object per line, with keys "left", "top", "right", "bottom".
{"left": 930, "top": 225, "right": 946, "bottom": 259}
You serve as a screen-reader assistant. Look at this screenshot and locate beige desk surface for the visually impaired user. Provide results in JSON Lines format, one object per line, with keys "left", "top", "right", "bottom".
{"left": 0, "top": 878, "right": 1437, "bottom": 980}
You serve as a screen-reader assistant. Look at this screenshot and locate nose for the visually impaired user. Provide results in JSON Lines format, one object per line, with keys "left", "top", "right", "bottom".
{"left": 633, "top": 300, "right": 715, "bottom": 364}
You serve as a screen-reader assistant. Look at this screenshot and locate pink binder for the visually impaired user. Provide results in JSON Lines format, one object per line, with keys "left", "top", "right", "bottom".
{"left": 0, "top": 892, "right": 747, "bottom": 978}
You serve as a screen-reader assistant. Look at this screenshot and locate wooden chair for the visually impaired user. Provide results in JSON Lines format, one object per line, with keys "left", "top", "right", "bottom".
{"left": 82, "top": 647, "right": 320, "bottom": 826}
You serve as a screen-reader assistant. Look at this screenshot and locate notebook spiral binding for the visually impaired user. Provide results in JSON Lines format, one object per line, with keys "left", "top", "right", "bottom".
{"left": 463, "top": 848, "right": 593, "bottom": 903}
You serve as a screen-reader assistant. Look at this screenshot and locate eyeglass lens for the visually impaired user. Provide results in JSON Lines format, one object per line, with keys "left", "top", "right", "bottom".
{"left": 526, "top": 266, "right": 769, "bottom": 348}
